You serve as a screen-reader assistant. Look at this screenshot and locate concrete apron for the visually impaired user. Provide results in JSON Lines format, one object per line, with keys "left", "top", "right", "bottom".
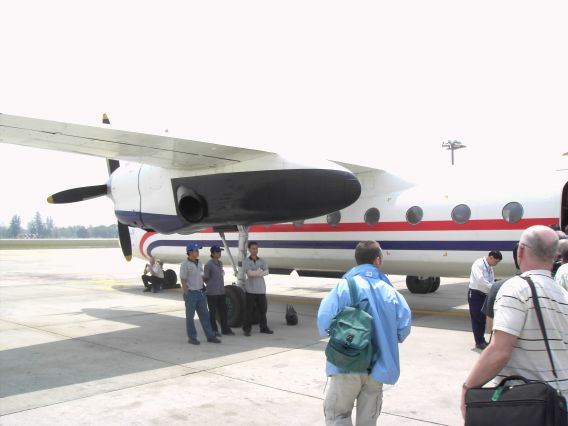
{"left": 0, "top": 248, "right": 479, "bottom": 425}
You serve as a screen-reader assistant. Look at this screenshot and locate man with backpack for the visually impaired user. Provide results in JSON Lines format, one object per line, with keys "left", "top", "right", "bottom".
{"left": 317, "top": 241, "right": 412, "bottom": 425}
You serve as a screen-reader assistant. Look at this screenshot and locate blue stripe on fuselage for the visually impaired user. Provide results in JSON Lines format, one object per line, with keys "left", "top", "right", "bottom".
{"left": 146, "top": 239, "right": 518, "bottom": 255}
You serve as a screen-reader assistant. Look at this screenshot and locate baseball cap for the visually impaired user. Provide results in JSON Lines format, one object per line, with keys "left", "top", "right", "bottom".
{"left": 210, "top": 245, "right": 224, "bottom": 253}
{"left": 186, "top": 243, "right": 202, "bottom": 252}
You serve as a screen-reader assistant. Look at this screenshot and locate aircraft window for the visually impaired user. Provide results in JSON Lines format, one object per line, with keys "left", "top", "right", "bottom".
{"left": 364, "top": 208, "right": 380, "bottom": 226}
{"left": 327, "top": 211, "right": 341, "bottom": 226}
{"left": 502, "top": 202, "right": 523, "bottom": 223}
{"left": 293, "top": 220, "right": 304, "bottom": 228}
{"left": 406, "top": 206, "right": 423, "bottom": 225}
{"left": 451, "top": 204, "right": 471, "bottom": 224}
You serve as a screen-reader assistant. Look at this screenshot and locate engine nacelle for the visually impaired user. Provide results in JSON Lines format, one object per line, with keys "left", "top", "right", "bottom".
{"left": 170, "top": 168, "right": 360, "bottom": 230}
{"left": 112, "top": 159, "right": 361, "bottom": 234}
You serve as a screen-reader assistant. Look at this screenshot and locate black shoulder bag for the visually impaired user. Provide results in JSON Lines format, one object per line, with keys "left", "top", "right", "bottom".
{"left": 465, "top": 276, "right": 567, "bottom": 425}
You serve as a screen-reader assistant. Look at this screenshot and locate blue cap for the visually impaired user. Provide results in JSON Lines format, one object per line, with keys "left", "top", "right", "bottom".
{"left": 210, "top": 245, "right": 224, "bottom": 253}
{"left": 186, "top": 243, "right": 202, "bottom": 252}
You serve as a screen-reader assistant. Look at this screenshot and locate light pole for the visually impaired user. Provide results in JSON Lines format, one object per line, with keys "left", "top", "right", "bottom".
{"left": 442, "top": 140, "right": 467, "bottom": 165}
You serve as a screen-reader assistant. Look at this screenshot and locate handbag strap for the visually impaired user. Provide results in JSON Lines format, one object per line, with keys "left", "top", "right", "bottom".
{"left": 347, "top": 278, "right": 359, "bottom": 307}
{"left": 520, "top": 276, "right": 560, "bottom": 382}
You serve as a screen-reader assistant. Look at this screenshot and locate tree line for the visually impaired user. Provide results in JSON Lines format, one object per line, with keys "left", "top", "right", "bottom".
{"left": 0, "top": 212, "right": 118, "bottom": 239}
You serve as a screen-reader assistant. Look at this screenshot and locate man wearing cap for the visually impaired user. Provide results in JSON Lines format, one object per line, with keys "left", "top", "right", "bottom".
{"left": 204, "top": 245, "right": 234, "bottom": 337}
{"left": 242, "top": 241, "right": 273, "bottom": 336}
{"left": 180, "top": 243, "right": 221, "bottom": 345}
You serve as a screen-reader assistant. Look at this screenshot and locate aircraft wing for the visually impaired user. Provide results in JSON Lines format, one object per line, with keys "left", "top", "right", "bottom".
{"left": 0, "top": 113, "right": 270, "bottom": 170}
{"left": 332, "top": 161, "right": 380, "bottom": 174}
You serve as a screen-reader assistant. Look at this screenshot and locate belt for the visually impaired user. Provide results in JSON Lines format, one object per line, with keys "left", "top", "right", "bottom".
{"left": 469, "top": 289, "right": 487, "bottom": 296}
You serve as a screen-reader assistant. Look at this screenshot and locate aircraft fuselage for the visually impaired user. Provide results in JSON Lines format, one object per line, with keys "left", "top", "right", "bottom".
{"left": 132, "top": 167, "right": 567, "bottom": 280}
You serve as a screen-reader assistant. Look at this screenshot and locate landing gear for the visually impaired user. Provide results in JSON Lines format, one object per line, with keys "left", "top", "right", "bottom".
{"left": 406, "top": 276, "right": 440, "bottom": 294}
{"left": 224, "top": 285, "right": 246, "bottom": 327}
{"left": 218, "top": 225, "right": 251, "bottom": 327}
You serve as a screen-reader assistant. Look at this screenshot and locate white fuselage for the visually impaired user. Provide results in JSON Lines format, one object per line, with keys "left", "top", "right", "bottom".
{"left": 131, "top": 167, "right": 566, "bottom": 279}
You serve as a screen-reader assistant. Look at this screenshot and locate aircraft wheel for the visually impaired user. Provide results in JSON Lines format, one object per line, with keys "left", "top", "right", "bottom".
{"left": 429, "top": 277, "right": 441, "bottom": 293}
{"left": 164, "top": 269, "right": 178, "bottom": 289}
{"left": 406, "top": 276, "right": 436, "bottom": 294}
{"left": 224, "top": 285, "right": 246, "bottom": 327}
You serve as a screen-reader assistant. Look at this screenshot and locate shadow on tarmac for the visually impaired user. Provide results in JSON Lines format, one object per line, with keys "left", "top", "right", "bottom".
{"left": 0, "top": 305, "right": 322, "bottom": 399}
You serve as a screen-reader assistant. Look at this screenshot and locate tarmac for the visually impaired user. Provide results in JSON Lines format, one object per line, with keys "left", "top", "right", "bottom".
{"left": 0, "top": 248, "right": 483, "bottom": 425}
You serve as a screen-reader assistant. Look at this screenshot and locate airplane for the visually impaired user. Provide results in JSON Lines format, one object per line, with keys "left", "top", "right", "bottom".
{"left": 1, "top": 113, "right": 567, "bottom": 327}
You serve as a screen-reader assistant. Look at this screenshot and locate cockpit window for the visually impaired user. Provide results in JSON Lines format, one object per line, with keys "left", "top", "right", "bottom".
{"left": 364, "top": 208, "right": 380, "bottom": 226}
{"left": 451, "top": 204, "right": 471, "bottom": 224}
{"left": 293, "top": 220, "right": 304, "bottom": 228}
{"left": 326, "top": 211, "right": 341, "bottom": 226}
{"left": 406, "top": 206, "right": 423, "bottom": 225}
{"left": 502, "top": 202, "right": 523, "bottom": 223}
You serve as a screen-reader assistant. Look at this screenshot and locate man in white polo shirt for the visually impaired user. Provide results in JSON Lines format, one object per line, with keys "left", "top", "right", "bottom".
{"left": 242, "top": 241, "right": 273, "bottom": 337}
{"left": 461, "top": 225, "right": 568, "bottom": 419}
{"left": 141, "top": 256, "right": 164, "bottom": 293}
{"left": 467, "top": 250, "right": 502, "bottom": 349}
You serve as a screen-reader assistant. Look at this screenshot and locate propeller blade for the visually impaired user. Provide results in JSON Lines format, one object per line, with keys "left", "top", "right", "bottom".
{"left": 107, "top": 159, "right": 120, "bottom": 174}
{"left": 47, "top": 184, "right": 108, "bottom": 204}
{"left": 100, "top": 119, "right": 129, "bottom": 260}
{"left": 102, "top": 113, "right": 121, "bottom": 174}
{"left": 117, "top": 222, "right": 132, "bottom": 261}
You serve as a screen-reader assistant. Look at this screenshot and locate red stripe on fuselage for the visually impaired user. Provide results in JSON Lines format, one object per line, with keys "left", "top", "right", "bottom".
{"left": 140, "top": 231, "right": 157, "bottom": 258}
{"left": 198, "top": 218, "right": 558, "bottom": 234}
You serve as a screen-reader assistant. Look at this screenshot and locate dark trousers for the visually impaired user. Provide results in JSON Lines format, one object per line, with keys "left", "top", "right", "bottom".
{"left": 207, "top": 294, "right": 231, "bottom": 333}
{"left": 141, "top": 275, "right": 164, "bottom": 292}
{"left": 243, "top": 292, "right": 268, "bottom": 333}
{"left": 468, "top": 289, "right": 488, "bottom": 345}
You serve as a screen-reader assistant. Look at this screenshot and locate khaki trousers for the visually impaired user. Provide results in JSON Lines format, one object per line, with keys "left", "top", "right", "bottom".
{"left": 324, "top": 374, "right": 383, "bottom": 426}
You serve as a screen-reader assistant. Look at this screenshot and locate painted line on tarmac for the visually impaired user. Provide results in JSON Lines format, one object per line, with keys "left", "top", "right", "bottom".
{"left": 268, "top": 295, "right": 469, "bottom": 317}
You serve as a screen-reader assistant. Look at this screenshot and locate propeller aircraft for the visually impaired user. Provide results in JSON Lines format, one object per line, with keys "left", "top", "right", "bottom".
{"left": 1, "top": 112, "right": 566, "bottom": 326}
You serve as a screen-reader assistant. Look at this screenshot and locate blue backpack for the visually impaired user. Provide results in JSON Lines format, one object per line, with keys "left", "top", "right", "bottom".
{"left": 325, "top": 278, "right": 375, "bottom": 373}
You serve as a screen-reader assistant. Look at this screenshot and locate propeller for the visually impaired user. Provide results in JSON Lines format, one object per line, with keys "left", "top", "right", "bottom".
{"left": 117, "top": 222, "right": 132, "bottom": 261}
{"left": 46, "top": 113, "right": 133, "bottom": 261}
{"left": 101, "top": 114, "right": 132, "bottom": 261}
{"left": 47, "top": 185, "right": 108, "bottom": 204}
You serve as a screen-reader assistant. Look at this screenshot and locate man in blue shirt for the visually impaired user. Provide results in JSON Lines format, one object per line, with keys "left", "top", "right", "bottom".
{"left": 317, "top": 241, "right": 412, "bottom": 426}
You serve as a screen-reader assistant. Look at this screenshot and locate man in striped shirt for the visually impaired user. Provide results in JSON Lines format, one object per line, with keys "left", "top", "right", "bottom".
{"left": 461, "top": 225, "right": 568, "bottom": 419}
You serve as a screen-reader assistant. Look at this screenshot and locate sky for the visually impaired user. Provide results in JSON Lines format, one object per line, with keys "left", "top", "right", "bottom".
{"left": 1, "top": 1, "right": 567, "bottom": 227}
